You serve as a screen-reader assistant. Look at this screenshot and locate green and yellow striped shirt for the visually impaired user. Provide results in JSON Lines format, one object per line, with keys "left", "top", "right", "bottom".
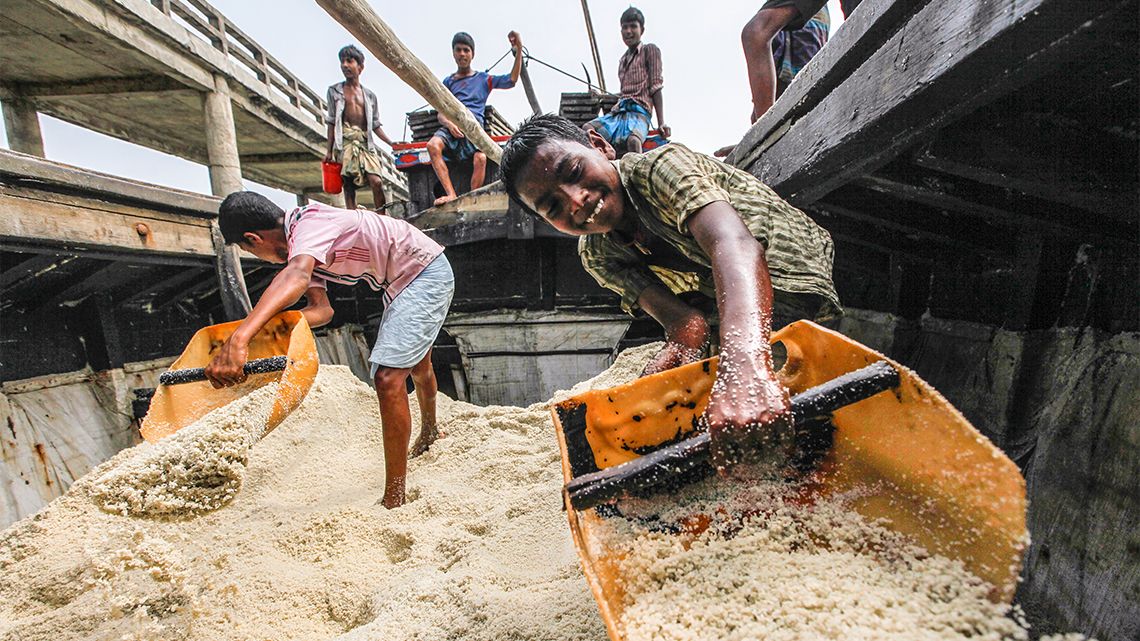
{"left": 579, "top": 143, "right": 841, "bottom": 319}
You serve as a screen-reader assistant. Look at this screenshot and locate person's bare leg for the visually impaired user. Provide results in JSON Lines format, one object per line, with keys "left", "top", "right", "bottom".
{"left": 374, "top": 365, "right": 414, "bottom": 508}
{"left": 626, "top": 136, "right": 643, "bottom": 155}
{"left": 409, "top": 349, "right": 439, "bottom": 457}
{"left": 343, "top": 181, "right": 358, "bottom": 210}
{"left": 367, "top": 173, "right": 387, "bottom": 210}
{"left": 427, "top": 136, "right": 457, "bottom": 206}
{"left": 742, "top": 5, "right": 798, "bottom": 122}
{"left": 470, "top": 151, "right": 487, "bottom": 191}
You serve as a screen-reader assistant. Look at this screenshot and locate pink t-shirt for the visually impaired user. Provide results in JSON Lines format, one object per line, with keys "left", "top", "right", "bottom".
{"left": 284, "top": 203, "right": 444, "bottom": 303}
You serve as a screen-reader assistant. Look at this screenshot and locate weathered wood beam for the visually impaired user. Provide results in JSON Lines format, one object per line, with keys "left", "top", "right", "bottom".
{"left": 0, "top": 76, "right": 189, "bottom": 98}
{"left": 0, "top": 241, "right": 212, "bottom": 268}
{"left": 0, "top": 254, "right": 72, "bottom": 290}
{"left": 0, "top": 148, "right": 219, "bottom": 217}
{"left": 0, "top": 190, "right": 216, "bottom": 258}
{"left": 731, "top": 0, "right": 1132, "bottom": 205}
{"left": 34, "top": 261, "right": 125, "bottom": 311}
{"left": 118, "top": 266, "right": 211, "bottom": 306}
{"left": 315, "top": 0, "right": 503, "bottom": 163}
{"left": 423, "top": 217, "right": 510, "bottom": 246}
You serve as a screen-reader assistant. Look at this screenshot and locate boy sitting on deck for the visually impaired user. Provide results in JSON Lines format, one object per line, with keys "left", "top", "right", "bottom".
{"left": 205, "top": 191, "right": 454, "bottom": 508}
{"left": 584, "top": 7, "right": 670, "bottom": 157}
{"left": 325, "top": 45, "right": 396, "bottom": 211}
{"left": 427, "top": 30, "right": 524, "bottom": 206}
{"left": 500, "top": 115, "right": 841, "bottom": 470}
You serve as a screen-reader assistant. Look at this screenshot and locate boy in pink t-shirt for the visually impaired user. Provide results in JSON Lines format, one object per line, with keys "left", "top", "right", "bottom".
{"left": 206, "top": 191, "right": 454, "bottom": 509}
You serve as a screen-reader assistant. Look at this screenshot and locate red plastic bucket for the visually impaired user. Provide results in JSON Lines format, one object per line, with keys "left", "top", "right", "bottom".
{"left": 321, "top": 161, "right": 343, "bottom": 194}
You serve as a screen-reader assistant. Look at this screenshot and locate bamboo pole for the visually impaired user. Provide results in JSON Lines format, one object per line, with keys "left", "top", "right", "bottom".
{"left": 315, "top": 0, "right": 502, "bottom": 163}
{"left": 518, "top": 54, "right": 543, "bottom": 116}
{"left": 580, "top": 0, "right": 606, "bottom": 93}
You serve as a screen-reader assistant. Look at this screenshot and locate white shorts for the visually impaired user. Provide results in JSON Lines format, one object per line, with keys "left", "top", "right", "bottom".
{"left": 369, "top": 254, "right": 454, "bottom": 376}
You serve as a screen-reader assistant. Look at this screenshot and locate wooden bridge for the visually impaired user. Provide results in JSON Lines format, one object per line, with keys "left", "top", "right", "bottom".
{"left": 0, "top": 0, "right": 406, "bottom": 203}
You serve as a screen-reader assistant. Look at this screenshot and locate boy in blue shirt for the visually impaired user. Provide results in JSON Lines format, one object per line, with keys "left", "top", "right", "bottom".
{"left": 427, "top": 30, "right": 523, "bottom": 206}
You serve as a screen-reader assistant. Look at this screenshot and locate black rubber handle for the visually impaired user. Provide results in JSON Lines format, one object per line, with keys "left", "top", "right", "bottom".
{"left": 564, "top": 360, "right": 900, "bottom": 510}
{"left": 159, "top": 355, "right": 289, "bottom": 386}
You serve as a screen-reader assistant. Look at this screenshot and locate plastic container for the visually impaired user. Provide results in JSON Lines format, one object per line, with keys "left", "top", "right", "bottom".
{"left": 321, "top": 160, "right": 343, "bottom": 194}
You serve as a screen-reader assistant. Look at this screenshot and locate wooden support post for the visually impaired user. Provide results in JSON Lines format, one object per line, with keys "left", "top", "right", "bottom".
{"left": 201, "top": 73, "right": 252, "bottom": 320}
{"left": 76, "top": 294, "right": 125, "bottom": 371}
{"left": 1, "top": 98, "right": 45, "bottom": 158}
{"left": 1003, "top": 231, "right": 1044, "bottom": 331}
{"left": 580, "top": 0, "right": 607, "bottom": 92}
{"left": 888, "top": 253, "right": 931, "bottom": 320}
{"left": 315, "top": 0, "right": 503, "bottom": 163}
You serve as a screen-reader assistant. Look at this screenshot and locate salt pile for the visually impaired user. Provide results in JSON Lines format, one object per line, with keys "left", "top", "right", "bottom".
{"left": 599, "top": 475, "right": 1028, "bottom": 641}
{"left": 0, "top": 345, "right": 1088, "bottom": 640}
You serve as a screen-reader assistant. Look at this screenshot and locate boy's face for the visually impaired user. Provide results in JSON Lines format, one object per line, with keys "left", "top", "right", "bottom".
{"left": 238, "top": 232, "right": 289, "bottom": 264}
{"left": 340, "top": 56, "right": 362, "bottom": 81}
{"left": 514, "top": 131, "right": 625, "bottom": 236}
{"left": 621, "top": 20, "right": 643, "bottom": 48}
{"left": 452, "top": 44, "right": 473, "bottom": 70}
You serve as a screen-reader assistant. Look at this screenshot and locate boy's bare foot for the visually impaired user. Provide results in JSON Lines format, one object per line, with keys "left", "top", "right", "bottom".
{"left": 379, "top": 491, "right": 404, "bottom": 509}
{"left": 410, "top": 428, "right": 441, "bottom": 458}
{"left": 713, "top": 144, "right": 736, "bottom": 158}
{"left": 433, "top": 194, "right": 457, "bottom": 206}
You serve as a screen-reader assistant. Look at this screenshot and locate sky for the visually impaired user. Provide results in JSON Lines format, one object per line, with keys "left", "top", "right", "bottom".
{"left": 0, "top": 1, "right": 845, "bottom": 208}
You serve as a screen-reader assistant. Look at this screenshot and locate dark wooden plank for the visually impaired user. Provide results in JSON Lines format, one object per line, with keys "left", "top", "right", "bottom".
{"left": 732, "top": 0, "right": 1132, "bottom": 205}
{"left": 118, "top": 266, "right": 211, "bottom": 306}
{"left": 808, "top": 201, "right": 1006, "bottom": 259}
{"left": 857, "top": 171, "right": 1136, "bottom": 246}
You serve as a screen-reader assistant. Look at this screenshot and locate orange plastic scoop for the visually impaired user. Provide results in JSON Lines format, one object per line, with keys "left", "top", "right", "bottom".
{"left": 551, "top": 321, "right": 1028, "bottom": 640}
{"left": 140, "top": 310, "right": 318, "bottom": 442}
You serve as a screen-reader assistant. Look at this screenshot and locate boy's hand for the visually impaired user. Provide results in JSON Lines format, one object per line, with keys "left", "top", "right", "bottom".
{"left": 705, "top": 358, "right": 794, "bottom": 474}
{"left": 508, "top": 31, "right": 522, "bottom": 51}
{"left": 659, "top": 123, "right": 672, "bottom": 138}
{"left": 204, "top": 337, "right": 250, "bottom": 389}
{"left": 641, "top": 341, "right": 704, "bottom": 377}
{"left": 447, "top": 122, "right": 465, "bottom": 139}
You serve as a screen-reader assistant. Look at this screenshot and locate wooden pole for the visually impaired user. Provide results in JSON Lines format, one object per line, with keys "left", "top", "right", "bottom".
{"left": 315, "top": 0, "right": 502, "bottom": 163}
{"left": 518, "top": 54, "right": 543, "bottom": 116}
{"left": 579, "top": 0, "right": 607, "bottom": 93}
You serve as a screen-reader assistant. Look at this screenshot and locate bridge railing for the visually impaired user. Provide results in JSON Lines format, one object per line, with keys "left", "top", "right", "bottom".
{"left": 149, "top": 0, "right": 327, "bottom": 126}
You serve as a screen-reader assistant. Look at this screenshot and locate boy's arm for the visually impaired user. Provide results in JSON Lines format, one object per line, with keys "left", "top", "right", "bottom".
{"left": 652, "top": 90, "right": 670, "bottom": 138}
{"left": 686, "top": 201, "right": 792, "bottom": 472}
{"left": 325, "top": 122, "right": 336, "bottom": 162}
{"left": 300, "top": 285, "right": 335, "bottom": 328}
{"left": 646, "top": 45, "right": 669, "bottom": 137}
{"left": 508, "top": 31, "right": 524, "bottom": 84}
{"left": 372, "top": 125, "right": 394, "bottom": 146}
{"left": 437, "top": 112, "right": 464, "bottom": 138}
{"left": 636, "top": 284, "right": 710, "bottom": 375}
{"left": 204, "top": 254, "right": 318, "bottom": 388}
